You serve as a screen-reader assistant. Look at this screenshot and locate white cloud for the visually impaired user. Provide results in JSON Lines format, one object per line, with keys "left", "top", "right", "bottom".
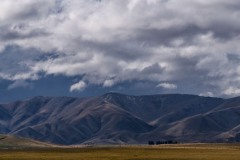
{"left": 223, "top": 87, "right": 240, "bottom": 97}
{"left": 103, "top": 79, "right": 115, "bottom": 88}
{"left": 0, "top": 0, "right": 240, "bottom": 97}
{"left": 199, "top": 92, "right": 214, "bottom": 97}
{"left": 70, "top": 81, "right": 87, "bottom": 92}
{"left": 0, "top": 0, "right": 55, "bottom": 22}
{"left": 157, "top": 83, "right": 177, "bottom": 90}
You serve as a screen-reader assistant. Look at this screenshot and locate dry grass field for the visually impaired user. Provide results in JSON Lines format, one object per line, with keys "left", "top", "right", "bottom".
{"left": 0, "top": 144, "right": 240, "bottom": 160}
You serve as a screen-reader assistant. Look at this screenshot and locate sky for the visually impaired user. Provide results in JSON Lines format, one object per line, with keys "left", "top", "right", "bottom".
{"left": 1, "top": 0, "right": 240, "bottom": 102}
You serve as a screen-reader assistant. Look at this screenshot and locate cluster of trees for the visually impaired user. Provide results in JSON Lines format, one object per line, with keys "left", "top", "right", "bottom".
{"left": 148, "top": 140, "right": 178, "bottom": 145}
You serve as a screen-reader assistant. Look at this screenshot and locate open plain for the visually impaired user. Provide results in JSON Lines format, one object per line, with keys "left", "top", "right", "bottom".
{"left": 0, "top": 144, "right": 240, "bottom": 160}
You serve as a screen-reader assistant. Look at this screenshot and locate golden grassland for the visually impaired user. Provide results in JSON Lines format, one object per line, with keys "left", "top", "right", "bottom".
{"left": 0, "top": 144, "right": 240, "bottom": 160}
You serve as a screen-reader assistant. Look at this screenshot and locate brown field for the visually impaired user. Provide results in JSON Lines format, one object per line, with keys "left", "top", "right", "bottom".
{"left": 0, "top": 144, "right": 240, "bottom": 160}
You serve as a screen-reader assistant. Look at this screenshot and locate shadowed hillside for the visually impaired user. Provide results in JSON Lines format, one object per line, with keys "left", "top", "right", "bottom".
{"left": 0, "top": 93, "right": 240, "bottom": 145}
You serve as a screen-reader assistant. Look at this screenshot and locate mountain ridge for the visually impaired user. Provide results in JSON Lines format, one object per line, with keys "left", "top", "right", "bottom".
{"left": 0, "top": 93, "right": 240, "bottom": 145}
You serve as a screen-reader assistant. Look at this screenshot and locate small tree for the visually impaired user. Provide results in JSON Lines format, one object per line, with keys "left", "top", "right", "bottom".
{"left": 156, "top": 141, "right": 161, "bottom": 145}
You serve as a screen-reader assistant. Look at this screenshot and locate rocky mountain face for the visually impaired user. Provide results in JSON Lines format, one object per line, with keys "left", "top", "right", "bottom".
{"left": 0, "top": 93, "right": 240, "bottom": 145}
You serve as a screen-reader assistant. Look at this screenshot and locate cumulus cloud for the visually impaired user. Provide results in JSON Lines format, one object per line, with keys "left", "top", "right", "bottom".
{"left": 223, "top": 87, "right": 240, "bottom": 97}
{"left": 0, "top": 0, "right": 240, "bottom": 97}
{"left": 70, "top": 81, "right": 87, "bottom": 92}
{"left": 103, "top": 79, "right": 115, "bottom": 88}
{"left": 199, "top": 92, "right": 214, "bottom": 97}
{"left": 157, "top": 82, "right": 177, "bottom": 90}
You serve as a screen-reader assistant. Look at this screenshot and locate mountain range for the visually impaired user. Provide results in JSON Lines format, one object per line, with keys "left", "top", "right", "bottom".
{"left": 0, "top": 93, "right": 240, "bottom": 145}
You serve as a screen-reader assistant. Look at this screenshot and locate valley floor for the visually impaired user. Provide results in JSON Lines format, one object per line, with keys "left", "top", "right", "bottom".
{"left": 0, "top": 144, "right": 240, "bottom": 160}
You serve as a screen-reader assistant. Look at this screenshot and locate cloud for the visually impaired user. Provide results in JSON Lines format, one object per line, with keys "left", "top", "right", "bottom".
{"left": 199, "top": 92, "right": 214, "bottom": 97}
{"left": 157, "top": 82, "right": 177, "bottom": 90}
{"left": 7, "top": 80, "right": 32, "bottom": 90}
{"left": 0, "top": 0, "right": 55, "bottom": 22}
{"left": 103, "top": 79, "right": 115, "bottom": 88}
{"left": 0, "top": 0, "right": 240, "bottom": 97}
{"left": 70, "top": 80, "right": 87, "bottom": 92}
{"left": 223, "top": 87, "right": 240, "bottom": 97}
{"left": 0, "top": 45, "right": 42, "bottom": 80}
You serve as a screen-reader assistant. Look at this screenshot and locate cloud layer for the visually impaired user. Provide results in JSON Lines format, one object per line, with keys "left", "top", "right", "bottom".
{"left": 1, "top": 0, "right": 240, "bottom": 97}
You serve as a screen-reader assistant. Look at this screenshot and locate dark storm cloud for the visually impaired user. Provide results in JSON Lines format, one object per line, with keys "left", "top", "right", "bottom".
{"left": 0, "top": 25, "right": 48, "bottom": 41}
{"left": 141, "top": 63, "right": 165, "bottom": 74}
{"left": 135, "top": 25, "right": 208, "bottom": 46}
{"left": 0, "top": 0, "right": 240, "bottom": 97}
{"left": 227, "top": 53, "right": 240, "bottom": 63}
{"left": 0, "top": 45, "right": 49, "bottom": 80}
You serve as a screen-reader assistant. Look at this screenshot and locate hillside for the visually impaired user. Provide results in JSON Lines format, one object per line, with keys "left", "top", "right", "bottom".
{"left": 0, "top": 93, "right": 240, "bottom": 145}
{"left": 0, "top": 134, "right": 56, "bottom": 148}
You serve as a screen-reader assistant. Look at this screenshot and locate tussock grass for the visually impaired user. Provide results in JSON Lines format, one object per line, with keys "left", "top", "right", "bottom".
{"left": 0, "top": 144, "right": 240, "bottom": 160}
